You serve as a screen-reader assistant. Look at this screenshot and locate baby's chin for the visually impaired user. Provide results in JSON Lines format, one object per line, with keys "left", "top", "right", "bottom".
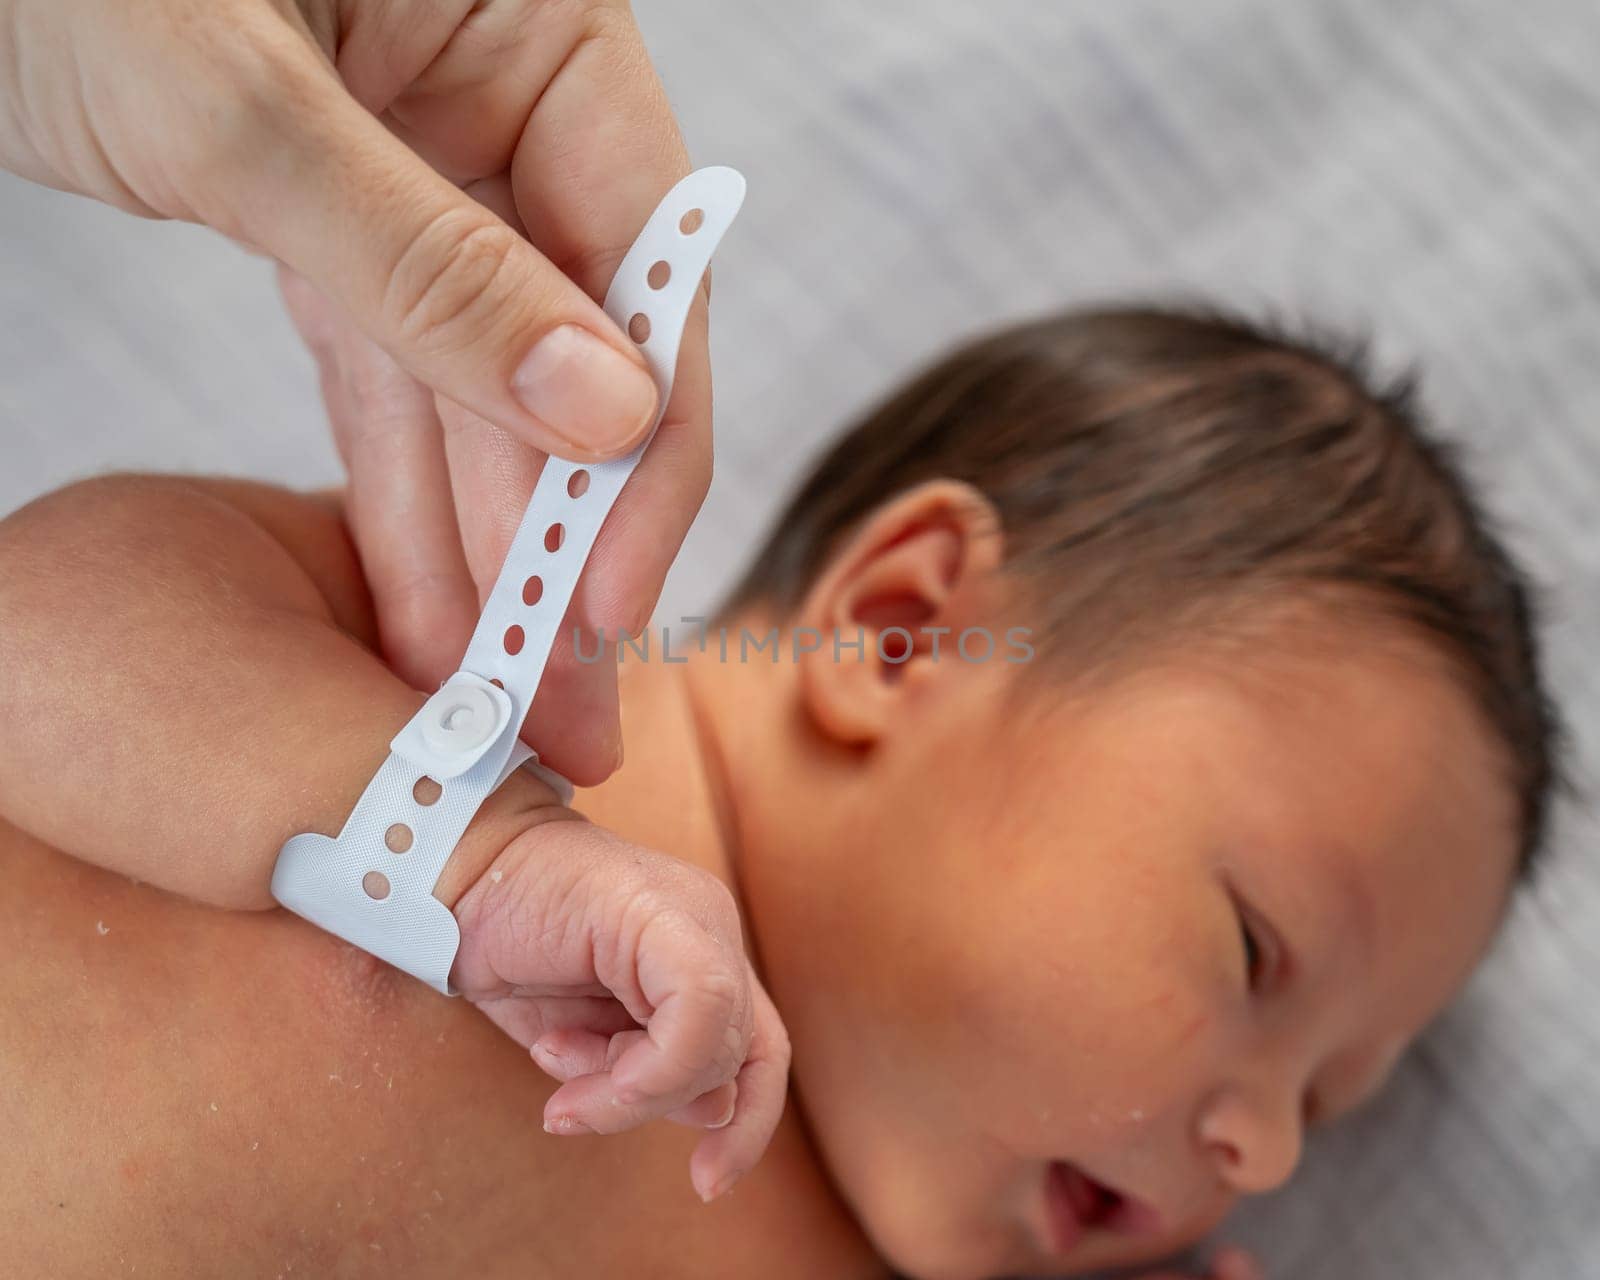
{"left": 851, "top": 1132, "right": 1235, "bottom": 1280}
{"left": 850, "top": 1147, "right": 1225, "bottom": 1280}
{"left": 866, "top": 1222, "right": 1196, "bottom": 1280}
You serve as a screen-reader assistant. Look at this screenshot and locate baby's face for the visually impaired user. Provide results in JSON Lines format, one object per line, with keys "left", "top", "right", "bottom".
{"left": 759, "top": 618, "right": 1516, "bottom": 1279}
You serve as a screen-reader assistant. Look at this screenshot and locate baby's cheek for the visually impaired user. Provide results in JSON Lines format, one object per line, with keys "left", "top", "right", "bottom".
{"left": 979, "top": 954, "right": 1221, "bottom": 1153}
{"left": 1082, "top": 978, "right": 1215, "bottom": 1120}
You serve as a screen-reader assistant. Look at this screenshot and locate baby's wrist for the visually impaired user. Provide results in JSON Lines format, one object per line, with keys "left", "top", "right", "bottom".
{"left": 431, "top": 767, "right": 584, "bottom": 912}
{"left": 447, "top": 800, "right": 628, "bottom": 1000}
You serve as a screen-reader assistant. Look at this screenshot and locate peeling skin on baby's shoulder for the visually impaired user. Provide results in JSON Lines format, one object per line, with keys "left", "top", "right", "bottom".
{"left": 286, "top": 922, "right": 458, "bottom": 1046}
{"left": 312, "top": 935, "right": 418, "bottom": 1019}
{"left": 274, "top": 922, "right": 519, "bottom": 1124}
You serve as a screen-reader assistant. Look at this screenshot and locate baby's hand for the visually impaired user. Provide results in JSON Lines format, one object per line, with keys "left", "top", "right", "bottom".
{"left": 1133, "top": 1244, "right": 1265, "bottom": 1280}
{"left": 448, "top": 816, "right": 788, "bottom": 1203}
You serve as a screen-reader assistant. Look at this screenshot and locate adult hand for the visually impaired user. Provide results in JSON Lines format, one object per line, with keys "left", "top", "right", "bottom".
{"left": 0, "top": 0, "right": 712, "bottom": 783}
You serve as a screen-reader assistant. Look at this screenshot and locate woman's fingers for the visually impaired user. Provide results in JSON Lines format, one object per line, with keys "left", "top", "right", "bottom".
{"left": 497, "top": 1, "right": 713, "bottom": 783}
{"left": 517, "top": 620, "right": 627, "bottom": 785}
{"left": 439, "top": 295, "right": 712, "bottom": 783}
{"left": 436, "top": 394, "right": 634, "bottom": 779}
{"left": 285, "top": 3, "right": 707, "bottom": 783}
{"left": 13, "top": 0, "right": 711, "bottom": 768}
{"left": 177, "top": 8, "right": 659, "bottom": 463}
{"left": 569, "top": 286, "right": 715, "bottom": 634}
{"left": 438, "top": 399, "right": 549, "bottom": 601}
{"left": 279, "top": 267, "right": 478, "bottom": 690}
{"left": 443, "top": 344, "right": 714, "bottom": 781}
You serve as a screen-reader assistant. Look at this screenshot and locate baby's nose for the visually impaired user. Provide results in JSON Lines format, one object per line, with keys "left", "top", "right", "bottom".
{"left": 1196, "top": 1082, "right": 1304, "bottom": 1195}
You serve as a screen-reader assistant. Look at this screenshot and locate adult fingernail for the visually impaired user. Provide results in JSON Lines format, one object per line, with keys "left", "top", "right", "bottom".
{"left": 543, "top": 1114, "right": 594, "bottom": 1136}
{"left": 511, "top": 325, "right": 658, "bottom": 456}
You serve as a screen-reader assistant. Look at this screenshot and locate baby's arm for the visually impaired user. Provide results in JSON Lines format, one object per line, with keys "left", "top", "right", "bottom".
{"left": 0, "top": 473, "right": 786, "bottom": 1201}
{"left": 0, "top": 473, "right": 517, "bottom": 908}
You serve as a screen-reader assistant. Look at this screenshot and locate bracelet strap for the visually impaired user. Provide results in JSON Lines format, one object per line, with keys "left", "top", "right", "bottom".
{"left": 272, "top": 167, "right": 747, "bottom": 994}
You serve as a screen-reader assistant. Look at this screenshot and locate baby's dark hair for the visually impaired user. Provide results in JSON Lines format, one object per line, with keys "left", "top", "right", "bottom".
{"left": 722, "top": 305, "right": 1566, "bottom": 881}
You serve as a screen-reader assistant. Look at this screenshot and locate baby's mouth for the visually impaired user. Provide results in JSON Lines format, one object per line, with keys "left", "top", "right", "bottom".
{"left": 1042, "top": 1160, "right": 1164, "bottom": 1255}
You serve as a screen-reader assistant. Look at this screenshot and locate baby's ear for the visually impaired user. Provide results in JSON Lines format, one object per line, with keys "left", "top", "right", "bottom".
{"left": 794, "top": 479, "right": 1004, "bottom": 746}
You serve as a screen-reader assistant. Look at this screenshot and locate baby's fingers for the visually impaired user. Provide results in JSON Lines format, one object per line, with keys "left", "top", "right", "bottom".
{"left": 536, "top": 1026, "right": 736, "bottom": 1128}
{"left": 530, "top": 1027, "right": 617, "bottom": 1084}
{"left": 473, "top": 992, "right": 637, "bottom": 1056}
{"left": 580, "top": 893, "right": 756, "bottom": 1121}
{"left": 539, "top": 1031, "right": 737, "bottom": 1131}
{"left": 666, "top": 1082, "right": 737, "bottom": 1130}
{"left": 539, "top": 956, "right": 746, "bottom": 1134}
{"left": 683, "top": 967, "right": 791, "bottom": 1202}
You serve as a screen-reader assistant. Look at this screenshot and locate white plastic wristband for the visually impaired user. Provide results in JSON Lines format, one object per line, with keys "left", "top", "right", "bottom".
{"left": 272, "top": 166, "right": 747, "bottom": 995}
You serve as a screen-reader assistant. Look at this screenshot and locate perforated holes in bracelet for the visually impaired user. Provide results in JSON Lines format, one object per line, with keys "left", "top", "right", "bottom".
{"left": 627, "top": 211, "right": 701, "bottom": 348}
{"left": 269, "top": 168, "right": 746, "bottom": 998}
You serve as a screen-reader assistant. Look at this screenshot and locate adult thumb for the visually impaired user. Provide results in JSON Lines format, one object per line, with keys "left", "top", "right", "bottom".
{"left": 198, "top": 30, "right": 659, "bottom": 461}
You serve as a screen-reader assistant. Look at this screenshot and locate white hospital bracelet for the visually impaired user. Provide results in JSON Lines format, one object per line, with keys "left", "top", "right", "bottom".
{"left": 271, "top": 166, "right": 747, "bottom": 995}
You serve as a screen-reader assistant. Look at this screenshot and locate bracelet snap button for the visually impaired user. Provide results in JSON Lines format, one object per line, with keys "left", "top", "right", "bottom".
{"left": 420, "top": 684, "right": 500, "bottom": 757}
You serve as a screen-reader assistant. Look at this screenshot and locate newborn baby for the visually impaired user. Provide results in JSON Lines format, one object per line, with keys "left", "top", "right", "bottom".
{"left": 0, "top": 306, "right": 1561, "bottom": 1279}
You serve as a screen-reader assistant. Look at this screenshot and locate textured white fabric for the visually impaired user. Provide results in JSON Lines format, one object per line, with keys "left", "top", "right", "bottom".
{"left": 2, "top": 3, "right": 1596, "bottom": 1275}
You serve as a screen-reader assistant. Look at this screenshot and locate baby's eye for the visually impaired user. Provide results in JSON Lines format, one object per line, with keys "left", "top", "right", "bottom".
{"left": 1237, "top": 912, "right": 1265, "bottom": 989}
{"left": 1224, "top": 874, "right": 1280, "bottom": 994}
